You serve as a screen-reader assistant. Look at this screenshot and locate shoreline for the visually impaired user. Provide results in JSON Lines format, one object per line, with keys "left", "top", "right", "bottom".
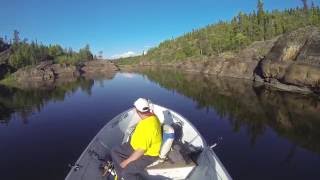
{"left": 0, "top": 60, "right": 119, "bottom": 89}
{"left": 119, "top": 64, "right": 318, "bottom": 95}
{"left": 116, "top": 27, "right": 320, "bottom": 96}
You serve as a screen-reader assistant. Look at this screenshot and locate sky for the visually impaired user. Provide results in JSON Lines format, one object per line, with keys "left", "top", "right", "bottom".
{"left": 1, "top": 0, "right": 319, "bottom": 58}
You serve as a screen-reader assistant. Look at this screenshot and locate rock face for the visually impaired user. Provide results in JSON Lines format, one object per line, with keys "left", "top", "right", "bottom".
{"left": 258, "top": 27, "right": 320, "bottom": 93}
{"left": 12, "top": 61, "right": 79, "bottom": 83}
{"left": 201, "top": 39, "right": 276, "bottom": 80}
{"left": 135, "top": 58, "right": 259, "bottom": 80}
{"left": 206, "top": 59, "right": 259, "bottom": 80}
{"left": 9, "top": 60, "right": 119, "bottom": 88}
{"left": 81, "top": 60, "right": 119, "bottom": 76}
{"left": 172, "top": 59, "right": 259, "bottom": 80}
{"left": 132, "top": 38, "right": 277, "bottom": 80}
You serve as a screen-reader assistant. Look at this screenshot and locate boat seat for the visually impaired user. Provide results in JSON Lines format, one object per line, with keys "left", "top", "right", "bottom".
{"left": 146, "top": 142, "right": 196, "bottom": 180}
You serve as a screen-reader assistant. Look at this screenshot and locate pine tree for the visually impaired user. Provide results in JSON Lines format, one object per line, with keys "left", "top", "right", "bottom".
{"left": 301, "top": 0, "right": 308, "bottom": 11}
{"left": 257, "top": 0, "right": 266, "bottom": 40}
{"left": 13, "top": 30, "right": 20, "bottom": 44}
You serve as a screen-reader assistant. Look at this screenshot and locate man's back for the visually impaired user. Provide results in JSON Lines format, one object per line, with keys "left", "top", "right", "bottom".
{"left": 130, "top": 115, "right": 162, "bottom": 157}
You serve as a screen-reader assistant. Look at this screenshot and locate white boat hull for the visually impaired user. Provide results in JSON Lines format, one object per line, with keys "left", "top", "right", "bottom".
{"left": 65, "top": 104, "right": 232, "bottom": 180}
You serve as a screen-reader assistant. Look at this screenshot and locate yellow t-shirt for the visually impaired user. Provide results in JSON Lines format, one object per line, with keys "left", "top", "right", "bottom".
{"left": 130, "top": 115, "right": 162, "bottom": 157}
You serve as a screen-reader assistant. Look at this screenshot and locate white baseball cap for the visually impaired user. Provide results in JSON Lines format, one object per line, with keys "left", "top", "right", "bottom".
{"left": 134, "top": 98, "right": 150, "bottom": 113}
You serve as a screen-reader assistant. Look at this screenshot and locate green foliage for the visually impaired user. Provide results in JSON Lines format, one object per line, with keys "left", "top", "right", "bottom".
{"left": 8, "top": 42, "right": 49, "bottom": 68}
{"left": 48, "top": 45, "right": 63, "bottom": 57}
{"left": 117, "top": 1, "right": 320, "bottom": 64}
{"left": 116, "top": 56, "right": 142, "bottom": 65}
{"left": 1, "top": 31, "right": 94, "bottom": 69}
{"left": 0, "top": 73, "right": 16, "bottom": 86}
{"left": 54, "top": 45, "right": 93, "bottom": 65}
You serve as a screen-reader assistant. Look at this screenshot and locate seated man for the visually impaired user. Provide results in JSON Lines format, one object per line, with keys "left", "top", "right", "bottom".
{"left": 110, "top": 98, "right": 162, "bottom": 180}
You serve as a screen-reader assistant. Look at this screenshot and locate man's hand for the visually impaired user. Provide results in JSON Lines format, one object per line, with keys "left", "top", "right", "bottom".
{"left": 120, "top": 160, "right": 129, "bottom": 168}
{"left": 120, "top": 149, "right": 145, "bottom": 169}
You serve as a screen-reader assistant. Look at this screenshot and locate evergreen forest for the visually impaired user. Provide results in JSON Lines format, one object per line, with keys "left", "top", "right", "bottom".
{"left": 0, "top": 30, "right": 93, "bottom": 69}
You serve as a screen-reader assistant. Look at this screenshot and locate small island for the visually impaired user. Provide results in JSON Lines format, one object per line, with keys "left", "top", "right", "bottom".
{"left": 0, "top": 31, "right": 119, "bottom": 89}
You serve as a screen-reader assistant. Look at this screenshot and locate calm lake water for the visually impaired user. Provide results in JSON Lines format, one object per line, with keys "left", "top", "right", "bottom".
{"left": 0, "top": 68, "right": 320, "bottom": 180}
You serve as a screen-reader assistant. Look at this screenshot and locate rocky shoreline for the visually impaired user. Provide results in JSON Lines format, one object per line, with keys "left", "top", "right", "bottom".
{"left": 2, "top": 60, "right": 119, "bottom": 89}
{"left": 119, "top": 27, "right": 320, "bottom": 95}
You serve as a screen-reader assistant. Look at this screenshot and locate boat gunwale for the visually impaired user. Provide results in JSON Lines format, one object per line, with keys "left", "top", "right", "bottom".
{"left": 65, "top": 109, "right": 129, "bottom": 179}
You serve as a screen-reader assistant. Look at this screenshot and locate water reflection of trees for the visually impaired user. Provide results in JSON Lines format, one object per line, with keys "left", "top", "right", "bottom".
{"left": 0, "top": 78, "right": 94, "bottom": 124}
{"left": 139, "top": 67, "right": 320, "bottom": 154}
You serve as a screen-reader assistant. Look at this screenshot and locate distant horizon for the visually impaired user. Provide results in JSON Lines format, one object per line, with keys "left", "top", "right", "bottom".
{"left": 1, "top": 0, "right": 318, "bottom": 58}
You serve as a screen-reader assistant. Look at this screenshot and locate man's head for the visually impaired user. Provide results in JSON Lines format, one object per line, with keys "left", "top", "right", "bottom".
{"left": 134, "top": 98, "right": 150, "bottom": 114}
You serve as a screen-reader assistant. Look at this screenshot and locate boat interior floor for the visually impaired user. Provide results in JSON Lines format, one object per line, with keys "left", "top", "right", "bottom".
{"left": 86, "top": 125, "right": 200, "bottom": 180}
{"left": 144, "top": 142, "right": 199, "bottom": 180}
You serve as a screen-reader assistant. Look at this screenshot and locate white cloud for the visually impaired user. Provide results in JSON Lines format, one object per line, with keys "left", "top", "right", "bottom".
{"left": 143, "top": 45, "right": 153, "bottom": 49}
{"left": 110, "top": 51, "right": 139, "bottom": 59}
{"left": 121, "top": 73, "right": 135, "bottom": 79}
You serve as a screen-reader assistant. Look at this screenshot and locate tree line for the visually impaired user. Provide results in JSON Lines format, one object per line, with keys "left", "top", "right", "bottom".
{"left": 118, "top": 0, "right": 320, "bottom": 63}
{"left": 0, "top": 30, "right": 93, "bottom": 69}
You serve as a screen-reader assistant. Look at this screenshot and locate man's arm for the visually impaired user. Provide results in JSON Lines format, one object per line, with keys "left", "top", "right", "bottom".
{"left": 120, "top": 149, "right": 145, "bottom": 168}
